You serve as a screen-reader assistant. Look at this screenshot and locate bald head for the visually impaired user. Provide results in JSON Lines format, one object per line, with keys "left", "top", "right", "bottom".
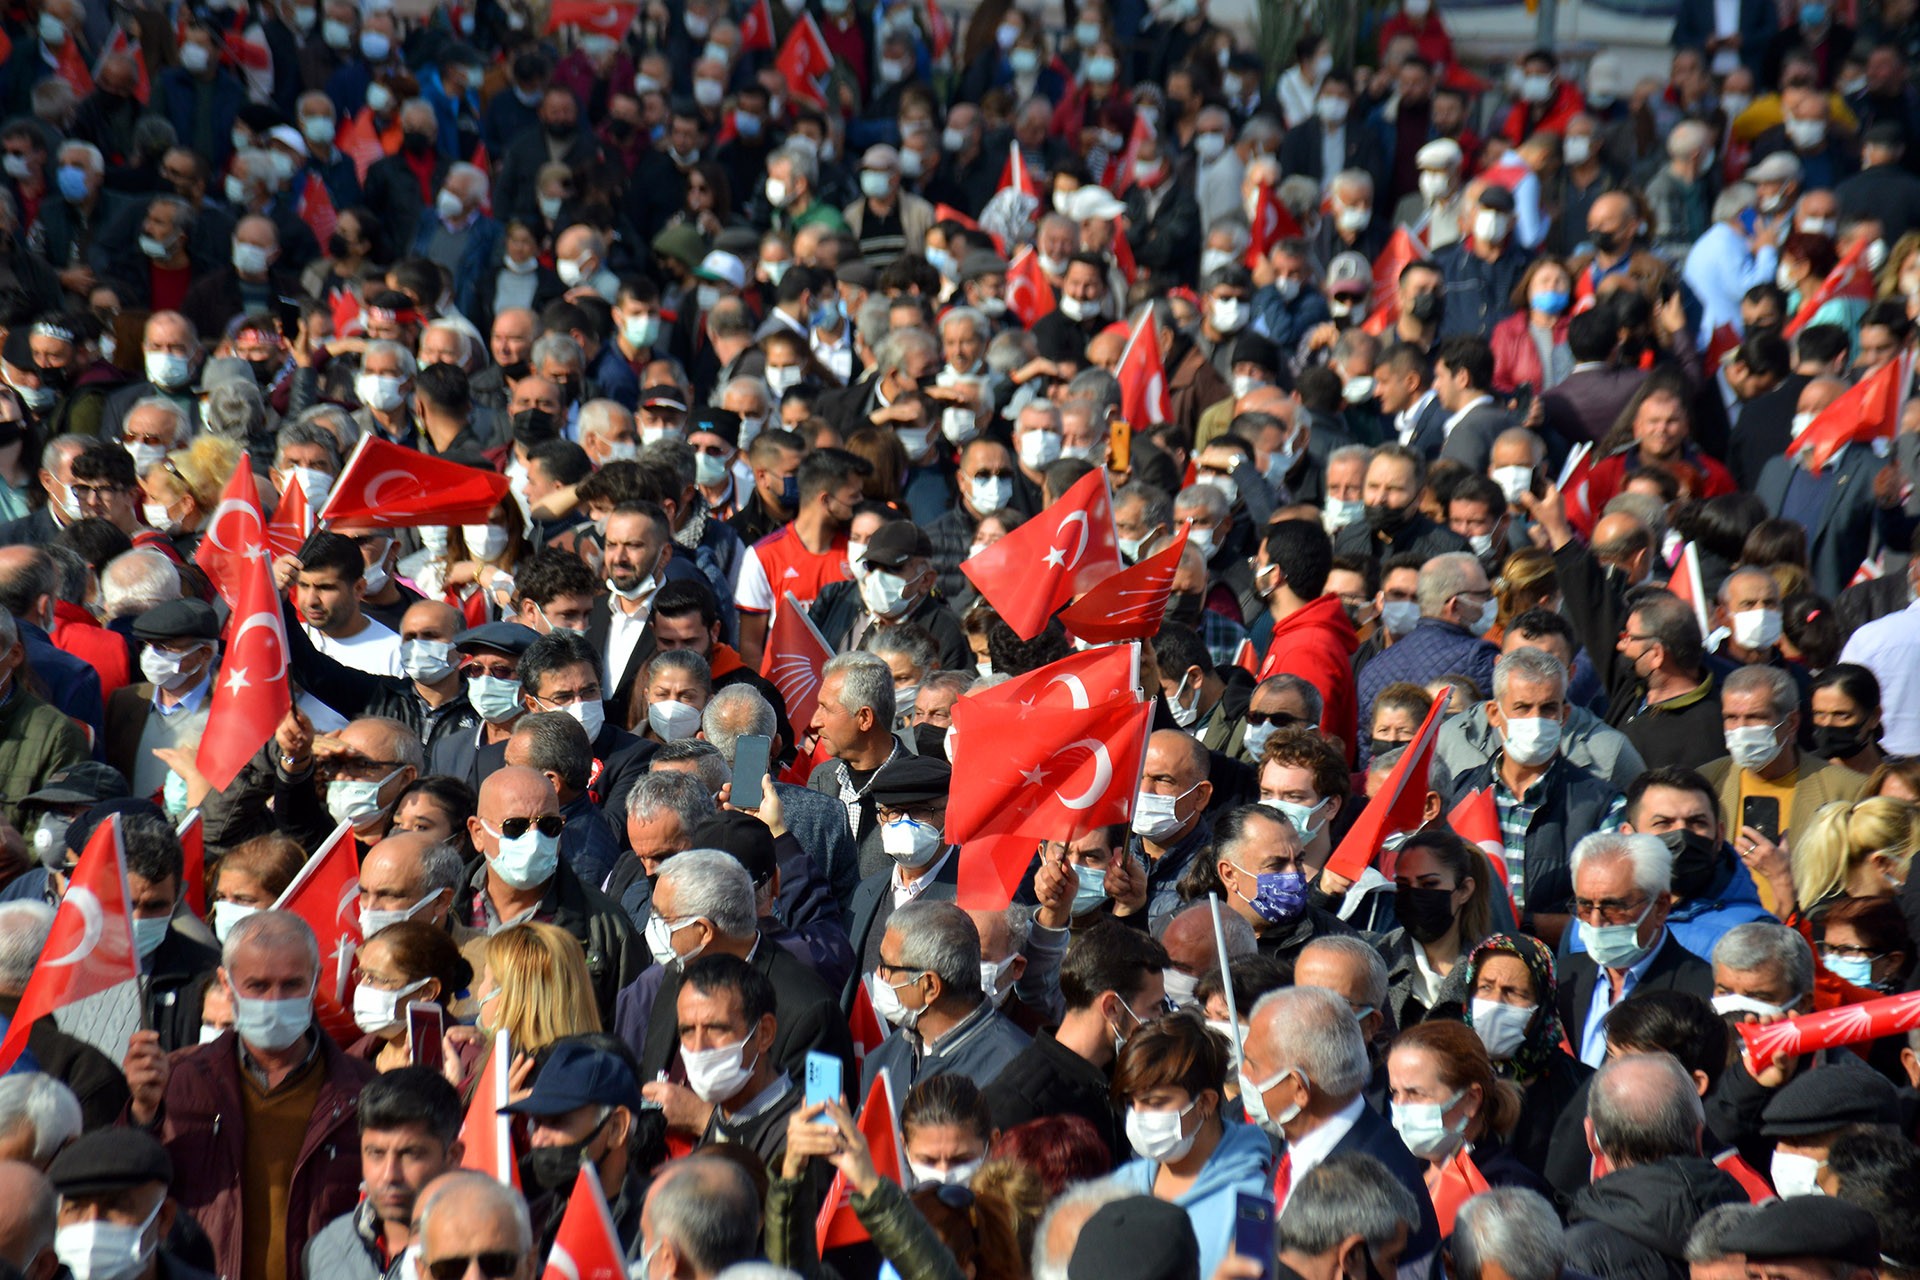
{"left": 417, "top": 1172, "right": 534, "bottom": 1278}
{"left": 399, "top": 598, "right": 463, "bottom": 640}
{"left": 0, "top": 1160, "right": 54, "bottom": 1272}
{"left": 1797, "top": 375, "right": 1846, "bottom": 415}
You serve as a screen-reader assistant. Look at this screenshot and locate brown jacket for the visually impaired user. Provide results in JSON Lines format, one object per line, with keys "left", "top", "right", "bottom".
{"left": 1700, "top": 754, "right": 1869, "bottom": 845}
{"left": 153, "top": 1030, "right": 376, "bottom": 1280}
{"left": 1168, "top": 338, "right": 1231, "bottom": 441}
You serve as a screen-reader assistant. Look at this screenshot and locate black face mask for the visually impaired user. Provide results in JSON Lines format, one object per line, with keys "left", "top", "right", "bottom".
{"left": 248, "top": 356, "right": 280, "bottom": 387}
{"left": 1395, "top": 884, "right": 1458, "bottom": 944}
{"left": 521, "top": 1113, "right": 609, "bottom": 1193}
{"left": 401, "top": 131, "right": 434, "bottom": 156}
{"left": 512, "top": 407, "right": 558, "bottom": 446}
{"left": 1661, "top": 828, "right": 1723, "bottom": 901}
{"left": 501, "top": 359, "right": 531, "bottom": 383}
{"left": 1812, "top": 722, "right": 1875, "bottom": 761}
{"left": 327, "top": 232, "right": 353, "bottom": 259}
{"left": 1165, "top": 590, "right": 1204, "bottom": 629}
{"left": 1407, "top": 291, "right": 1444, "bottom": 324}
{"left": 1590, "top": 228, "right": 1625, "bottom": 254}
{"left": 608, "top": 118, "right": 635, "bottom": 141}
{"left": 1364, "top": 502, "right": 1411, "bottom": 533}
{"left": 545, "top": 120, "right": 576, "bottom": 141}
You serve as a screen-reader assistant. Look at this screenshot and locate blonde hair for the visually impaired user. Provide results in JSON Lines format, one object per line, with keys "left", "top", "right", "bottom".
{"left": 481, "top": 922, "right": 601, "bottom": 1055}
{"left": 153, "top": 434, "right": 243, "bottom": 508}
{"left": 1495, "top": 547, "right": 1558, "bottom": 628}
{"left": 1791, "top": 797, "right": 1920, "bottom": 911}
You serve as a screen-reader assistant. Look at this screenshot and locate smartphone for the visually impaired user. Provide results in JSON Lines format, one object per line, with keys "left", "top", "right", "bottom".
{"left": 1742, "top": 796, "right": 1782, "bottom": 845}
{"left": 732, "top": 734, "right": 772, "bottom": 811}
{"left": 1511, "top": 382, "right": 1535, "bottom": 421}
{"left": 805, "top": 1051, "right": 842, "bottom": 1124}
{"left": 1108, "top": 415, "right": 1132, "bottom": 474}
{"left": 1234, "top": 1192, "right": 1275, "bottom": 1278}
{"left": 406, "top": 1001, "right": 445, "bottom": 1069}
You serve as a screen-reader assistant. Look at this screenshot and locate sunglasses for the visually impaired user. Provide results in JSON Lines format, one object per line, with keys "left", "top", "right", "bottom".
{"left": 492, "top": 814, "right": 565, "bottom": 840}
{"left": 424, "top": 1253, "right": 521, "bottom": 1280}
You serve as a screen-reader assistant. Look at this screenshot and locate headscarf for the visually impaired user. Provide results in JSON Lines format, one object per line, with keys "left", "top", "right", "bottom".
{"left": 1436, "top": 932, "right": 1566, "bottom": 1085}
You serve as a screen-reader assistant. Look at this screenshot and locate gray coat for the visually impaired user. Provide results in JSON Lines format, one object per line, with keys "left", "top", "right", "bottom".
{"left": 776, "top": 780, "right": 862, "bottom": 916}
{"left": 303, "top": 1205, "right": 403, "bottom": 1280}
{"left": 1430, "top": 702, "right": 1647, "bottom": 795}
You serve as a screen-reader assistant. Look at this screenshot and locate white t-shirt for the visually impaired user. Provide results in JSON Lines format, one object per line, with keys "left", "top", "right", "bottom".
{"left": 304, "top": 614, "right": 404, "bottom": 677}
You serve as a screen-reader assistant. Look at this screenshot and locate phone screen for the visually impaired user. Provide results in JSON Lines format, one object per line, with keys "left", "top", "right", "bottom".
{"left": 732, "top": 734, "right": 772, "bottom": 811}
{"left": 1742, "top": 796, "right": 1782, "bottom": 844}
{"left": 805, "top": 1051, "right": 842, "bottom": 1123}
{"left": 407, "top": 1001, "right": 445, "bottom": 1069}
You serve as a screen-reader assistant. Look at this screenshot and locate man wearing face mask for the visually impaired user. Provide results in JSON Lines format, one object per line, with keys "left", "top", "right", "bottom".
{"left": 272, "top": 713, "right": 423, "bottom": 853}
{"left": 1032, "top": 255, "right": 1113, "bottom": 361}
{"left": 809, "top": 521, "right": 968, "bottom": 671}
{"left": 280, "top": 599, "right": 480, "bottom": 766}
{"left": 1615, "top": 767, "right": 1773, "bottom": 964}
{"left": 1127, "top": 730, "right": 1218, "bottom": 929}
{"left": 504, "top": 714, "right": 622, "bottom": 891}
{"left": 467, "top": 767, "right": 642, "bottom": 1019}
{"left": 1152, "top": 623, "right": 1247, "bottom": 764}
{"left": 499, "top": 1038, "right": 647, "bottom": 1255}
{"left": 1558, "top": 832, "right": 1712, "bottom": 1067}
{"left": 103, "top": 599, "right": 218, "bottom": 800}
{"left": 669, "top": 954, "right": 805, "bottom": 1173}
{"left": 1431, "top": 188, "right": 1529, "bottom": 343}
{"left": 1354, "top": 552, "right": 1497, "bottom": 732}
{"left": 122, "top": 910, "right": 374, "bottom": 1280}
{"left": 46, "top": 1127, "right": 213, "bottom": 1280}
{"left": 1708, "top": 565, "right": 1799, "bottom": 680}
{"left": 497, "top": 633, "right": 652, "bottom": 843}
{"left": 928, "top": 438, "right": 1023, "bottom": 599}
{"left": 1208, "top": 804, "right": 1356, "bottom": 963}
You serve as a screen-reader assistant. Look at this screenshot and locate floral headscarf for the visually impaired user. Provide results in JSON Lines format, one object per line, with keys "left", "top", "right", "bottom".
{"left": 1438, "top": 933, "right": 1566, "bottom": 1085}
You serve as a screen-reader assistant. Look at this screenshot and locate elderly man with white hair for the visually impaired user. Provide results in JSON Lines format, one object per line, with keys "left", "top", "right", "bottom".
{"left": 1683, "top": 181, "right": 1782, "bottom": 343}
{"left": 1237, "top": 984, "right": 1441, "bottom": 1264}
{"left": 0, "top": 1074, "right": 81, "bottom": 1170}
{"left": 417, "top": 160, "right": 499, "bottom": 286}
{"left": 1393, "top": 138, "right": 1467, "bottom": 248}
{"left": 1559, "top": 831, "right": 1714, "bottom": 1067}
{"left": 1644, "top": 120, "right": 1716, "bottom": 251}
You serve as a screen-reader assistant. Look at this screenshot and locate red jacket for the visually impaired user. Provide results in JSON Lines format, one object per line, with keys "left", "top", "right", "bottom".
{"left": 1500, "top": 80, "right": 1586, "bottom": 148}
{"left": 1257, "top": 595, "right": 1360, "bottom": 766}
{"left": 1490, "top": 310, "right": 1570, "bottom": 396}
{"left": 155, "top": 1029, "right": 376, "bottom": 1280}
{"left": 1579, "top": 445, "right": 1737, "bottom": 535}
{"left": 51, "top": 602, "right": 131, "bottom": 702}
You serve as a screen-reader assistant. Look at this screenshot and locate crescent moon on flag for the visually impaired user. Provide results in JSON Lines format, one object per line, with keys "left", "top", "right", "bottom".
{"left": 547, "top": 1247, "right": 581, "bottom": 1280}
{"left": 362, "top": 470, "right": 416, "bottom": 509}
{"left": 205, "top": 499, "right": 261, "bottom": 554}
{"left": 234, "top": 611, "right": 287, "bottom": 671}
{"left": 1049, "top": 511, "right": 1089, "bottom": 570}
{"left": 1056, "top": 738, "right": 1113, "bottom": 810}
{"left": 1046, "top": 673, "right": 1091, "bottom": 709}
{"left": 45, "top": 888, "right": 104, "bottom": 967}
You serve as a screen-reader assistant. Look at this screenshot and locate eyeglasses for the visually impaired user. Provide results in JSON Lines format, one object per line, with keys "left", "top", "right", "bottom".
{"left": 315, "top": 756, "right": 407, "bottom": 782}
{"left": 459, "top": 663, "right": 517, "bottom": 681}
{"left": 1570, "top": 894, "right": 1649, "bottom": 925}
{"left": 1820, "top": 943, "right": 1884, "bottom": 962}
{"left": 1244, "top": 710, "right": 1305, "bottom": 729}
{"left": 423, "top": 1253, "right": 522, "bottom": 1280}
{"left": 488, "top": 814, "right": 566, "bottom": 840}
{"left": 70, "top": 481, "right": 127, "bottom": 499}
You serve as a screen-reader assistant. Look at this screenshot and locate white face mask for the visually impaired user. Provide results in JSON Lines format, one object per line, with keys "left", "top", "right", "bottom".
{"left": 683, "top": 1032, "right": 760, "bottom": 1103}
{"left": 360, "top": 887, "right": 447, "bottom": 939}
{"left": 1491, "top": 465, "right": 1534, "bottom": 505}
{"left": 1769, "top": 1150, "right": 1827, "bottom": 1198}
{"left": 648, "top": 699, "right": 704, "bottom": 742}
{"left": 1210, "top": 297, "right": 1248, "bottom": 333}
{"left": 399, "top": 638, "right": 457, "bottom": 683}
{"left": 860, "top": 568, "right": 914, "bottom": 619}
{"left": 1470, "top": 998, "right": 1533, "bottom": 1059}
{"left": 1125, "top": 1101, "right": 1198, "bottom": 1163}
{"left": 212, "top": 900, "right": 258, "bottom": 944}
{"left": 1018, "top": 429, "right": 1062, "bottom": 469}
{"left": 1498, "top": 715, "right": 1562, "bottom": 767}
{"left": 1711, "top": 992, "right": 1787, "bottom": 1020}
{"left": 55, "top": 1196, "right": 162, "bottom": 1280}
{"left": 1725, "top": 722, "right": 1786, "bottom": 773}
{"left": 880, "top": 816, "right": 945, "bottom": 868}
{"left": 231, "top": 986, "right": 315, "bottom": 1051}
{"left": 1381, "top": 599, "right": 1421, "bottom": 637}
{"left": 908, "top": 1157, "right": 983, "bottom": 1188}
{"left": 463, "top": 524, "right": 511, "bottom": 561}
{"left": 1730, "top": 607, "right": 1782, "bottom": 651}
{"left": 327, "top": 767, "right": 403, "bottom": 830}
{"left": 352, "top": 976, "right": 428, "bottom": 1036}
{"left": 1391, "top": 1090, "right": 1467, "bottom": 1160}
{"left": 1130, "top": 783, "right": 1196, "bottom": 842}
{"left": 140, "top": 643, "right": 207, "bottom": 692}
{"left": 980, "top": 955, "right": 1019, "bottom": 1007}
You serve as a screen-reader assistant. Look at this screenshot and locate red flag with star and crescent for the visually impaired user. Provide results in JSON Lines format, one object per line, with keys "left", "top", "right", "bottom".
{"left": 945, "top": 691, "right": 1152, "bottom": 845}
{"left": 316, "top": 434, "right": 511, "bottom": 529}
{"left": 1004, "top": 247, "right": 1056, "bottom": 327}
{"left": 961, "top": 468, "right": 1123, "bottom": 638}
{"left": 265, "top": 473, "right": 311, "bottom": 560}
{"left": 194, "top": 454, "right": 272, "bottom": 609}
{"left": 738, "top": 0, "right": 775, "bottom": 50}
{"left": 1785, "top": 236, "right": 1876, "bottom": 338}
{"left": 1362, "top": 227, "right": 1430, "bottom": 337}
{"left": 775, "top": 14, "right": 833, "bottom": 108}
{"left": 1116, "top": 305, "right": 1173, "bottom": 427}
{"left": 541, "top": 1163, "right": 625, "bottom": 1280}
{"left": 195, "top": 502, "right": 290, "bottom": 791}
{"left": 545, "top": 0, "right": 638, "bottom": 34}
{"left": 270, "top": 820, "right": 363, "bottom": 1045}
{"left": 1791, "top": 349, "right": 1911, "bottom": 474}
{"left": 94, "top": 27, "right": 149, "bottom": 105}
{"left": 1446, "top": 786, "right": 1517, "bottom": 927}
{"left": 1058, "top": 524, "right": 1188, "bottom": 643}
{"left": 460, "top": 1028, "right": 522, "bottom": 1188}
{"left": 0, "top": 815, "right": 138, "bottom": 1075}
{"left": 1324, "top": 694, "right": 1448, "bottom": 882}
{"left": 1244, "top": 182, "right": 1301, "bottom": 270}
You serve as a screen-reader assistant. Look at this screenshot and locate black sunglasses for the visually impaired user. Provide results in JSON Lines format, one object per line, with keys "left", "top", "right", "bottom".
{"left": 497, "top": 814, "right": 566, "bottom": 840}
{"left": 1244, "top": 710, "right": 1306, "bottom": 729}
{"left": 424, "top": 1253, "right": 521, "bottom": 1280}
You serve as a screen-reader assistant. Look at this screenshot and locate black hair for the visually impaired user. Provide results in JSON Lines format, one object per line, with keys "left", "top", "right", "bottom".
{"left": 797, "top": 447, "right": 873, "bottom": 506}
{"left": 1152, "top": 621, "right": 1213, "bottom": 681}
{"left": 513, "top": 547, "right": 599, "bottom": 610}
{"left": 120, "top": 811, "right": 184, "bottom": 886}
{"left": 1602, "top": 990, "right": 1731, "bottom": 1092}
{"left": 298, "top": 529, "right": 365, "bottom": 583}
{"left": 681, "top": 952, "right": 777, "bottom": 1026}
{"left": 652, "top": 577, "right": 720, "bottom": 629}
{"left": 518, "top": 630, "right": 603, "bottom": 701}
{"left": 1263, "top": 519, "right": 1333, "bottom": 598}
{"left": 415, "top": 361, "right": 472, "bottom": 417}
{"left": 358, "top": 1066, "right": 465, "bottom": 1145}
{"left": 1434, "top": 335, "right": 1495, "bottom": 392}
{"left": 1059, "top": 918, "right": 1173, "bottom": 1012}
{"left": 1623, "top": 765, "right": 1720, "bottom": 830}
{"left": 528, "top": 438, "right": 593, "bottom": 486}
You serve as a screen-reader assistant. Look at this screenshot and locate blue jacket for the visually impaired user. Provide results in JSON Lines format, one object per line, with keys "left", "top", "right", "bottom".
{"left": 22, "top": 620, "right": 103, "bottom": 740}
{"left": 1564, "top": 847, "right": 1774, "bottom": 963}
{"left": 1250, "top": 284, "right": 1331, "bottom": 352}
{"left": 1356, "top": 617, "right": 1498, "bottom": 728}
{"left": 418, "top": 215, "right": 504, "bottom": 318}
{"left": 1115, "top": 1120, "right": 1272, "bottom": 1280}
{"left": 157, "top": 69, "right": 246, "bottom": 171}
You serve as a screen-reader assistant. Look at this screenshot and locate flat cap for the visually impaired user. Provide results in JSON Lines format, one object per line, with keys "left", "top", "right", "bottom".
{"left": 838, "top": 261, "right": 880, "bottom": 293}
{"left": 870, "top": 753, "right": 951, "bottom": 806}
{"left": 1416, "top": 138, "right": 1464, "bottom": 170}
{"left": 958, "top": 250, "right": 1009, "bottom": 283}
{"left": 1063, "top": 185, "right": 1127, "bottom": 221}
{"left": 1723, "top": 1196, "right": 1880, "bottom": 1268}
{"left": 1762, "top": 1062, "right": 1900, "bottom": 1135}
{"left": 454, "top": 621, "right": 542, "bottom": 656}
{"left": 1747, "top": 151, "right": 1804, "bottom": 184}
{"left": 688, "top": 406, "right": 741, "bottom": 448}
{"left": 47, "top": 1128, "right": 172, "bottom": 1196}
{"left": 688, "top": 811, "right": 776, "bottom": 885}
{"left": 641, "top": 384, "right": 689, "bottom": 413}
{"left": 1478, "top": 185, "right": 1516, "bottom": 213}
{"left": 66, "top": 797, "right": 167, "bottom": 858}
{"left": 501, "top": 1038, "right": 642, "bottom": 1117}
{"left": 1232, "top": 333, "right": 1281, "bottom": 374}
{"left": 1067, "top": 1196, "right": 1200, "bottom": 1280}
{"left": 22, "top": 761, "right": 130, "bottom": 809}
{"left": 863, "top": 520, "right": 932, "bottom": 569}
{"left": 132, "top": 598, "right": 219, "bottom": 643}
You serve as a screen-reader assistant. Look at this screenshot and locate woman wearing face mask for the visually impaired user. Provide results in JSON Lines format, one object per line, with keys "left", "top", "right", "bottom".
{"left": 664, "top": 162, "right": 732, "bottom": 240}
{"left": 1368, "top": 681, "right": 1434, "bottom": 758}
{"left": 206, "top": 834, "right": 305, "bottom": 945}
{"left": 1777, "top": 232, "right": 1868, "bottom": 340}
{"left": 1490, "top": 257, "right": 1574, "bottom": 396}
{"left": 1431, "top": 933, "right": 1590, "bottom": 1174}
{"left": 1818, "top": 895, "right": 1912, "bottom": 1000}
{"left": 1110, "top": 1013, "right": 1271, "bottom": 1280}
{"left": 450, "top": 923, "right": 601, "bottom": 1088}
{"left": 1049, "top": 39, "right": 1135, "bottom": 171}
{"left": 1808, "top": 665, "right": 1885, "bottom": 776}
{"left": 487, "top": 219, "right": 565, "bottom": 324}
{"left": 1383, "top": 832, "right": 1495, "bottom": 1029}
{"left": 349, "top": 919, "right": 474, "bottom": 1071}
{"left": 430, "top": 500, "right": 527, "bottom": 625}
{"left": 641, "top": 649, "right": 712, "bottom": 744}
{"left": 137, "top": 435, "right": 239, "bottom": 556}
{"left": 301, "top": 205, "right": 391, "bottom": 300}
{"left": 900, "top": 1074, "right": 995, "bottom": 1189}
{"left": 1788, "top": 797, "right": 1917, "bottom": 920}
{"left": 1387, "top": 1020, "right": 1546, "bottom": 1223}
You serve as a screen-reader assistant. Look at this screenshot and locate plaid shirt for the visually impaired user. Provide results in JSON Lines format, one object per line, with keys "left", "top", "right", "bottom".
{"left": 1198, "top": 607, "right": 1250, "bottom": 671}
{"left": 1491, "top": 754, "right": 1626, "bottom": 910}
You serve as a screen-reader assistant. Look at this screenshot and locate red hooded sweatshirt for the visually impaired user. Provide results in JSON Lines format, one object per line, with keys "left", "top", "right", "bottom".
{"left": 1258, "top": 594, "right": 1360, "bottom": 766}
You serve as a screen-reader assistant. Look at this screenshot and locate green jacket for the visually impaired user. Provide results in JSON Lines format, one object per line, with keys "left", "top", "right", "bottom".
{"left": 767, "top": 1170, "right": 966, "bottom": 1280}
{"left": 0, "top": 685, "right": 89, "bottom": 830}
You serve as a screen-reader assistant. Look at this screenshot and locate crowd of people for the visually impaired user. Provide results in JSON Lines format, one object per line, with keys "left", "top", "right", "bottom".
{"left": 2, "top": 0, "right": 1920, "bottom": 1277}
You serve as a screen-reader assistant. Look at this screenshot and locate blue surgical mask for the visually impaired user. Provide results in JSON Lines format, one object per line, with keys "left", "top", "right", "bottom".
{"left": 1233, "top": 865, "right": 1309, "bottom": 925}
{"left": 1072, "top": 864, "right": 1109, "bottom": 915}
{"left": 484, "top": 821, "right": 560, "bottom": 889}
{"left": 1823, "top": 953, "right": 1877, "bottom": 987}
{"left": 1579, "top": 900, "right": 1654, "bottom": 970}
{"left": 468, "top": 674, "right": 524, "bottom": 723}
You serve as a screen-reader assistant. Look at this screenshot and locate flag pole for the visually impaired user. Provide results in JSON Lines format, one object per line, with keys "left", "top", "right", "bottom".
{"left": 1207, "top": 893, "right": 1243, "bottom": 1062}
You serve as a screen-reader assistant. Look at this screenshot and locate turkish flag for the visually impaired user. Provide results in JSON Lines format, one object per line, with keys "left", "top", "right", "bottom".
{"left": 1112, "top": 221, "right": 1138, "bottom": 285}
{"left": 738, "top": 0, "right": 774, "bottom": 49}
{"left": 968, "top": 644, "right": 1140, "bottom": 714}
{"left": 1785, "top": 237, "right": 1876, "bottom": 337}
{"left": 295, "top": 170, "right": 338, "bottom": 253}
{"left": 328, "top": 285, "right": 366, "bottom": 340}
{"left": 1110, "top": 113, "right": 1155, "bottom": 194}
{"left": 1244, "top": 183, "right": 1302, "bottom": 270}
{"left": 1429, "top": 1148, "right": 1491, "bottom": 1236}
{"left": 195, "top": 510, "right": 290, "bottom": 791}
{"left": 1791, "top": 349, "right": 1911, "bottom": 474}
{"left": 194, "top": 454, "right": 270, "bottom": 609}
{"left": 1004, "top": 247, "right": 1056, "bottom": 328}
{"left": 1116, "top": 306, "right": 1173, "bottom": 427}
{"left": 961, "top": 468, "right": 1123, "bottom": 639}
{"left": 945, "top": 694, "right": 1153, "bottom": 844}
{"left": 265, "top": 472, "right": 310, "bottom": 560}
{"left": 1323, "top": 695, "right": 1447, "bottom": 882}
{"left": 336, "top": 110, "right": 385, "bottom": 183}
{"left": 545, "top": 0, "right": 637, "bottom": 33}
{"left": 270, "top": 820, "right": 363, "bottom": 1046}
{"left": 541, "top": 1163, "right": 624, "bottom": 1280}
{"left": 1363, "top": 227, "right": 1429, "bottom": 338}
{"left": 460, "top": 1028, "right": 521, "bottom": 1188}
{"left": 848, "top": 978, "right": 887, "bottom": 1068}
{"left": 1558, "top": 441, "right": 1596, "bottom": 533}
{"left": 1665, "top": 541, "right": 1712, "bottom": 639}
{"left": 996, "top": 140, "right": 1041, "bottom": 201}
{"left": 761, "top": 591, "right": 835, "bottom": 734}
{"left": 0, "top": 815, "right": 139, "bottom": 1074}
{"left": 1058, "top": 524, "right": 1187, "bottom": 643}
{"left": 924, "top": 0, "right": 953, "bottom": 59}
{"left": 957, "top": 831, "right": 1044, "bottom": 910}
{"left": 1703, "top": 322, "right": 1741, "bottom": 377}
{"left": 316, "top": 434, "right": 511, "bottom": 529}
{"left": 1231, "top": 637, "right": 1258, "bottom": 676}
{"left": 816, "top": 1070, "right": 905, "bottom": 1254}
{"left": 1850, "top": 554, "right": 1886, "bottom": 588}
{"left": 177, "top": 809, "right": 206, "bottom": 917}
{"left": 1446, "top": 787, "right": 1516, "bottom": 926}
{"left": 775, "top": 15, "right": 832, "bottom": 107}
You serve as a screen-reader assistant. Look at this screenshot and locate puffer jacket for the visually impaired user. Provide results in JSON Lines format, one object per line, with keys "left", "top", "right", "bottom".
{"left": 153, "top": 1030, "right": 377, "bottom": 1280}
{"left": 1564, "top": 1156, "right": 1746, "bottom": 1280}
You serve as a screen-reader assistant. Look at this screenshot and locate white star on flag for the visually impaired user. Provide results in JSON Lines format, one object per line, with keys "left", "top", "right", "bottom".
{"left": 223, "top": 667, "right": 251, "bottom": 694}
